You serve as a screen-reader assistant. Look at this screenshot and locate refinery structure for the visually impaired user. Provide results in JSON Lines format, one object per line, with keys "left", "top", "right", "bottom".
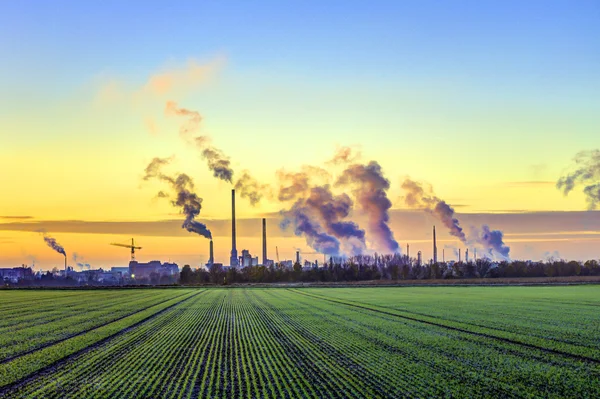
{"left": 2, "top": 189, "right": 486, "bottom": 286}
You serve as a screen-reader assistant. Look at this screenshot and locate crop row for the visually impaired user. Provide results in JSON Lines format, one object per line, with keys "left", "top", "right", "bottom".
{"left": 306, "top": 286, "right": 600, "bottom": 352}
{"left": 279, "top": 289, "right": 599, "bottom": 397}
{"left": 0, "top": 289, "right": 190, "bottom": 362}
{"left": 1, "top": 287, "right": 599, "bottom": 398}
{"left": 0, "top": 289, "right": 199, "bottom": 389}
{"left": 297, "top": 288, "right": 600, "bottom": 363}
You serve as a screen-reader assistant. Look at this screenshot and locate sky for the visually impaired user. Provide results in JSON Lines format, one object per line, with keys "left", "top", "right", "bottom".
{"left": 1, "top": 1, "right": 599, "bottom": 269}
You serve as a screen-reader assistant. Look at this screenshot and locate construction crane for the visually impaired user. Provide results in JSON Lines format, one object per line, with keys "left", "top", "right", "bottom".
{"left": 110, "top": 238, "right": 142, "bottom": 261}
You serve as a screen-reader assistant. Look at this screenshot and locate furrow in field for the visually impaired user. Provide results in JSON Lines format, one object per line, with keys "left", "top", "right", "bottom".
{"left": 0, "top": 290, "right": 190, "bottom": 364}
{"left": 291, "top": 289, "right": 600, "bottom": 364}
{"left": 0, "top": 290, "right": 200, "bottom": 392}
{"left": 281, "top": 289, "right": 598, "bottom": 397}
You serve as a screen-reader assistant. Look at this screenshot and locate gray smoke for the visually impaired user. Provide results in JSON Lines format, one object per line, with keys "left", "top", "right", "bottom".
{"left": 195, "top": 143, "right": 234, "bottom": 183}
{"left": 280, "top": 202, "right": 341, "bottom": 256}
{"left": 474, "top": 225, "right": 510, "bottom": 261}
{"left": 165, "top": 101, "right": 234, "bottom": 183}
{"left": 557, "top": 150, "right": 600, "bottom": 210}
{"left": 73, "top": 253, "right": 91, "bottom": 270}
{"left": 42, "top": 233, "right": 66, "bottom": 257}
{"left": 234, "top": 171, "right": 270, "bottom": 206}
{"left": 143, "top": 157, "right": 212, "bottom": 239}
{"left": 335, "top": 161, "right": 399, "bottom": 253}
{"left": 305, "top": 185, "right": 366, "bottom": 254}
{"left": 401, "top": 178, "right": 466, "bottom": 243}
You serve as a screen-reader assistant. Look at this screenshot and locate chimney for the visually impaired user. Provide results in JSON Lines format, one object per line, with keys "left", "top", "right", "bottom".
{"left": 458, "top": 248, "right": 461, "bottom": 263}
{"left": 208, "top": 240, "right": 214, "bottom": 265}
{"left": 64, "top": 254, "right": 67, "bottom": 277}
{"left": 230, "top": 189, "right": 239, "bottom": 267}
{"left": 465, "top": 248, "right": 469, "bottom": 263}
{"left": 474, "top": 248, "right": 477, "bottom": 262}
{"left": 443, "top": 249, "right": 445, "bottom": 263}
{"left": 262, "top": 218, "right": 267, "bottom": 265}
{"left": 406, "top": 243, "right": 410, "bottom": 260}
{"left": 433, "top": 225, "right": 437, "bottom": 264}
{"left": 296, "top": 251, "right": 300, "bottom": 265}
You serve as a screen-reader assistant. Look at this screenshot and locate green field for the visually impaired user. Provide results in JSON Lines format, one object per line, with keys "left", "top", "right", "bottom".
{"left": 0, "top": 286, "right": 599, "bottom": 398}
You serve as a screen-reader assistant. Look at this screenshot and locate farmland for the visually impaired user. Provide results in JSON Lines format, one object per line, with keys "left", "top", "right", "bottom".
{"left": 0, "top": 287, "right": 599, "bottom": 398}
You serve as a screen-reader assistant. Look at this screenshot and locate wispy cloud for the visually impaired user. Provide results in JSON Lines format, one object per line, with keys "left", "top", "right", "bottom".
{"left": 0, "top": 216, "right": 34, "bottom": 220}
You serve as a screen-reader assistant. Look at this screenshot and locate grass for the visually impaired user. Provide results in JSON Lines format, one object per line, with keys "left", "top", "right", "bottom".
{"left": 1, "top": 286, "right": 599, "bottom": 398}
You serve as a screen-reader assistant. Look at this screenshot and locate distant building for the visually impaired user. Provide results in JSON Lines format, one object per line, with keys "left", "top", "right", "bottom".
{"left": 0, "top": 266, "right": 33, "bottom": 283}
{"left": 111, "top": 267, "right": 130, "bottom": 276}
{"left": 279, "top": 260, "right": 293, "bottom": 269}
{"left": 129, "top": 261, "right": 179, "bottom": 280}
{"left": 239, "top": 250, "right": 259, "bottom": 267}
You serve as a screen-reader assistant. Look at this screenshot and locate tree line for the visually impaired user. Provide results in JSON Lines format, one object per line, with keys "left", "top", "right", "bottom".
{"left": 180, "top": 256, "right": 600, "bottom": 285}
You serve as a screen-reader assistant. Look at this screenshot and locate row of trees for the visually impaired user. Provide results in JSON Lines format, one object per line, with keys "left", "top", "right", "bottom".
{"left": 180, "top": 257, "right": 600, "bottom": 285}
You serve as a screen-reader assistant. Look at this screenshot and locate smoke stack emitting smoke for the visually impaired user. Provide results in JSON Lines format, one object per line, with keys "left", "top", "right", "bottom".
{"left": 143, "top": 157, "right": 212, "bottom": 239}
{"left": 165, "top": 102, "right": 234, "bottom": 183}
{"left": 402, "top": 178, "right": 511, "bottom": 261}
{"left": 401, "top": 179, "right": 466, "bottom": 243}
{"left": 557, "top": 150, "right": 600, "bottom": 210}
{"left": 165, "top": 101, "right": 265, "bottom": 206}
{"left": 42, "top": 233, "right": 66, "bottom": 257}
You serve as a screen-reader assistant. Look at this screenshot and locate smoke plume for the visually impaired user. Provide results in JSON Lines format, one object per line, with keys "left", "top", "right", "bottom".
{"left": 165, "top": 101, "right": 202, "bottom": 139}
{"left": 143, "top": 157, "right": 212, "bottom": 239}
{"left": 72, "top": 253, "right": 91, "bottom": 270}
{"left": 474, "top": 225, "right": 510, "bottom": 261}
{"left": 336, "top": 161, "right": 399, "bottom": 253}
{"left": 401, "top": 178, "right": 466, "bottom": 243}
{"left": 234, "top": 171, "right": 270, "bottom": 206}
{"left": 327, "top": 146, "right": 362, "bottom": 165}
{"left": 195, "top": 140, "right": 234, "bottom": 183}
{"left": 306, "top": 185, "right": 366, "bottom": 253}
{"left": 165, "top": 101, "right": 234, "bottom": 183}
{"left": 42, "top": 233, "right": 66, "bottom": 257}
{"left": 557, "top": 150, "right": 600, "bottom": 210}
{"left": 281, "top": 202, "right": 341, "bottom": 256}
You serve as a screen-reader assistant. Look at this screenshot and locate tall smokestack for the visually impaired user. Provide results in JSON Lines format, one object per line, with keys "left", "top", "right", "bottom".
{"left": 230, "top": 189, "right": 239, "bottom": 267}
{"left": 64, "top": 254, "right": 67, "bottom": 277}
{"left": 458, "top": 248, "right": 461, "bottom": 263}
{"left": 406, "top": 243, "right": 410, "bottom": 260}
{"left": 474, "top": 248, "right": 477, "bottom": 262}
{"left": 296, "top": 251, "right": 300, "bottom": 265}
{"left": 443, "top": 249, "right": 445, "bottom": 263}
{"left": 465, "top": 248, "right": 469, "bottom": 263}
{"left": 208, "top": 240, "right": 214, "bottom": 265}
{"left": 262, "top": 218, "right": 267, "bottom": 265}
{"left": 433, "top": 225, "right": 437, "bottom": 264}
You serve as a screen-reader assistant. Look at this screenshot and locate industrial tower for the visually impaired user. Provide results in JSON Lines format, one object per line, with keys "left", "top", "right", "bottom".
{"left": 230, "top": 189, "right": 239, "bottom": 267}
{"left": 433, "top": 225, "right": 438, "bottom": 264}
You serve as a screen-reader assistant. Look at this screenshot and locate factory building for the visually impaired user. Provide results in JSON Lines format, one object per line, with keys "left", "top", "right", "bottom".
{"left": 0, "top": 266, "right": 33, "bottom": 283}
{"left": 129, "top": 260, "right": 179, "bottom": 280}
{"left": 240, "top": 249, "right": 259, "bottom": 267}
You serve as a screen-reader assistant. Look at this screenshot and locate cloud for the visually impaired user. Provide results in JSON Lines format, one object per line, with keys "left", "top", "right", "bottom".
{"left": 0, "top": 216, "right": 34, "bottom": 220}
